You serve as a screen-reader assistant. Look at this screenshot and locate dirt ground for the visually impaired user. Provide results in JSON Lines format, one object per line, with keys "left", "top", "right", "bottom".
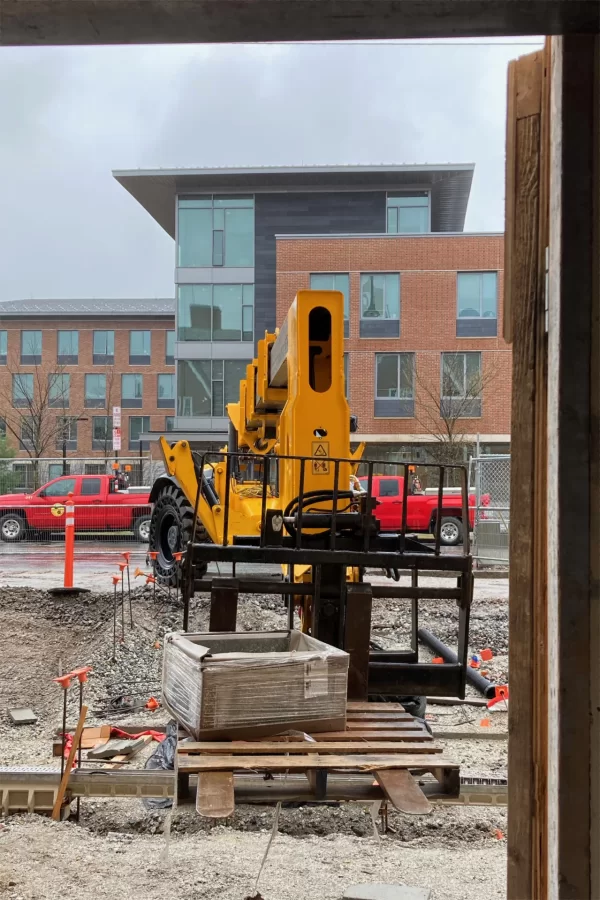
{"left": 0, "top": 573, "right": 508, "bottom": 900}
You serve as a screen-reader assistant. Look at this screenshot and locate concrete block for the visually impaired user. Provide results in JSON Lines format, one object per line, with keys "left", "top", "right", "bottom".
{"left": 8, "top": 708, "right": 38, "bottom": 725}
{"left": 342, "top": 886, "right": 431, "bottom": 900}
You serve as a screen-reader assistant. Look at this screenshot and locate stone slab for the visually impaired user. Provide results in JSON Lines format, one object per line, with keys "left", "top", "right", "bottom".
{"left": 8, "top": 708, "right": 38, "bottom": 725}
{"left": 342, "top": 885, "right": 431, "bottom": 900}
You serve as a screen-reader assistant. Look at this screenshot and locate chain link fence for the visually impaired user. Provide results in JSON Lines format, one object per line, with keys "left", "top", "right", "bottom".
{"left": 0, "top": 456, "right": 163, "bottom": 551}
{"left": 469, "top": 454, "right": 510, "bottom": 568}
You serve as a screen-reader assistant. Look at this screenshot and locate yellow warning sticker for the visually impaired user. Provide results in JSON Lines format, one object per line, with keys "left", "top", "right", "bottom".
{"left": 51, "top": 504, "right": 66, "bottom": 517}
{"left": 312, "top": 441, "right": 330, "bottom": 475}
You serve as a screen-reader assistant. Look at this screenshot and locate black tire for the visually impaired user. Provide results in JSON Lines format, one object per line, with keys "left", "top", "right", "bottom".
{"left": 439, "top": 516, "right": 463, "bottom": 546}
{"left": 0, "top": 513, "right": 27, "bottom": 542}
{"left": 133, "top": 514, "right": 152, "bottom": 543}
{"left": 148, "top": 483, "right": 208, "bottom": 586}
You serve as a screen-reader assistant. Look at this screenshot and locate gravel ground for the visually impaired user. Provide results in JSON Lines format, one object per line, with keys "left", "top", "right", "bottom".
{"left": 0, "top": 816, "right": 506, "bottom": 900}
{"left": 0, "top": 575, "right": 508, "bottom": 899}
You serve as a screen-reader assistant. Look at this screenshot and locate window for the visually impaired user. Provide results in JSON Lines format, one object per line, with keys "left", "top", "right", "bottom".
{"left": 13, "top": 373, "right": 33, "bottom": 407}
{"left": 166, "top": 330, "right": 175, "bottom": 364}
{"left": 93, "top": 330, "right": 115, "bottom": 365}
{"left": 165, "top": 416, "right": 175, "bottom": 432}
{"left": 375, "top": 353, "right": 415, "bottom": 417}
{"left": 20, "top": 417, "right": 35, "bottom": 448}
{"left": 387, "top": 193, "right": 430, "bottom": 234}
{"left": 310, "top": 274, "right": 350, "bottom": 336}
{"left": 178, "top": 196, "right": 254, "bottom": 268}
{"left": 157, "top": 374, "right": 175, "bottom": 408}
{"left": 81, "top": 478, "right": 102, "bottom": 496}
{"left": 0, "top": 330, "right": 6, "bottom": 365}
{"left": 129, "top": 331, "right": 151, "bottom": 365}
{"left": 48, "top": 463, "right": 66, "bottom": 480}
{"left": 48, "top": 374, "right": 70, "bottom": 409}
{"left": 177, "top": 284, "right": 254, "bottom": 342}
{"left": 456, "top": 272, "right": 498, "bottom": 337}
{"left": 55, "top": 417, "right": 78, "bottom": 451}
{"left": 360, "top": 274, "right": 400, "bottom": 337}
{"left": 57, "top": 331, "right": 78, "bottom": 364}
{"left": 177, "top": 359, "right": 250, "bottom": 418}
{"left": 0, "top": 418, "right": 6, "bottom": 437}
{"left": 21, "top": 330, "right": 42, "bottom": 364}
{"left": 441, "top": 352, "right": 482, "bottom": 418}
{"left": 85, "top": 374, "right": 106, "bottom": 408}
{"left": 41, "top": 477, "right": 77, "bottom": 498}
{"left": 13, "top": 464, "right": 34, "bottom": 491}
{"left": 122, "top": 374, "right": 143, "bottom": 408}
{"left": 92, "top": 416, "right": 113, "bottom": 450}
{"left": 379, "top": 478, "right": 400, "bottom": 497}
{"left": 128, "top": 416, "right": 151, "bottom": 450}
{"left": 85, "top": 463, "right": 104, "bottom": 475}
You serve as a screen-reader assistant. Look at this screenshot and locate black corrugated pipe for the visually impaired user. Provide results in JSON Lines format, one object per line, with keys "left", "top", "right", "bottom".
{"left": 417, "top": 627, "right": 498, "bottom": 699}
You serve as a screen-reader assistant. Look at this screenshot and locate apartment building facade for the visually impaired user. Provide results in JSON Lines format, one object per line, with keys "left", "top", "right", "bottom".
{"left": 114, "top": 163, "right": 509, "bottom": 458}
{"left": 0, "top": 299, "right": 175, "bottom": 464}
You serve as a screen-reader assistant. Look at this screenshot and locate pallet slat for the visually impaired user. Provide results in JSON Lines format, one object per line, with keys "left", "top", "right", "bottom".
{"left": 177, "top": 753, "right": 457, "bottom": 773}
{"left": 312, "top": 730, "right": 432, "bottom": 742}
{"left": 178, "top": 741, "right": 444, "bottom": 755}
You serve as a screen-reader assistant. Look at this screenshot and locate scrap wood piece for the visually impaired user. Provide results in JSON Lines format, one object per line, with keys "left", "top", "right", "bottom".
{"left": 346, "top": 711, "right": 414, "bottom": 721}
{"left": 375, "top": 769, "right": 433, "bottom": 815}
{"left": 178, "top": 752, "right": 457, "bottom": 774}
{"left": 197, "top": 771, "right": 235, "bottom": 818}
{"left": 105, "top": 735, "right": 153, "bottom": 769}
{"left": 52, "top": 704, "right": 87, "bottom": 821}
{"left": 80, "top": 725, "right": 111, "bottom": 749}
{"left": 345, "top": 721, "right": 421, "bottom": 731}
{"left": 177, "top": 741, "right": 444, "bottom": 755}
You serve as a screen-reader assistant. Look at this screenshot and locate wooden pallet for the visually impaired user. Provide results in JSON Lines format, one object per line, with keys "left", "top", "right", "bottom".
{"left": 177, "top": 702, "right": 459, "bottom": 818}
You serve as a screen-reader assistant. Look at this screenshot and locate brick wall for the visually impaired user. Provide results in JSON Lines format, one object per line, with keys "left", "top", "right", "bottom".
{"left": 0, "top": 315, "right": 175, "bottom": 457}
{"left": 276, "top": 234, "right": 510, "bottom": 441}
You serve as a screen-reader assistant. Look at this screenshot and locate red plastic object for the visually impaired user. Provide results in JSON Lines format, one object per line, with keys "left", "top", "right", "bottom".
{"left": 148, "top": 551, "right": 158, "bottom": 561}
{"left": 112, "top": 575, "right": 121, "bottom": 585}
{"left": 146, "top": 575, "right": 156, "bottom": 585}
{"left": 54, "top": 673, "right": 75, "bottom": 690}
{"left": 479, "top": 718, "right": 491, "bottom": 727}
{"left": 71, "top": 666, "right": 92, "bottom": 684}
{"left": 469, "top": 659, "right": 481, "bottom": 669}
{"left": 432, "top": 656, "right": 444, "bottom": 664}
{"left": 145, "top": 697, "right": 160, "bottom": 711}
{"left": 480, "top": 648, "right": 494, "bottom": 661}
{"left": 118, "top": 562, "right": 127, "bottom": 573}
{"left": 121, "top": 552, "right": 131, "bottom": 562}
{"left": 173, "top": 551, "right": 183, "bottom": 562}
{"left": 487, "top": 685, "right": 510, "bottom": 708}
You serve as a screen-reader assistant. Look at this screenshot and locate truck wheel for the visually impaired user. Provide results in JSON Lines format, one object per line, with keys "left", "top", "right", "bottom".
{"left": 439, "top": 516, "right": 463, "bottom": 546}
{"left": 149, "top": 483, "right": 208, "bottom": 587}
{"left": 134, "top": 515, "right": 152, "bottom": 543}
{"left": 0, "top": 513, "right": 26, "bottom": 542}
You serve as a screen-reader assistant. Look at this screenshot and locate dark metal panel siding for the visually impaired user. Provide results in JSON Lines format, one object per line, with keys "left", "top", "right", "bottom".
{"left": 254, "top": 191, "right": 386, "bottom": 339}
{"left": 456, "top": 318, "right": 498, "bottom": 338}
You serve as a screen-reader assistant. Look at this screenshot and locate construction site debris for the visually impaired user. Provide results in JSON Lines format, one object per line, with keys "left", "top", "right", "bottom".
{"left": 88, "top": 736, "right": 150, "bottom": 760}
{"left": 8, "top": 708, "right": 38, "bottom": 725}
{"left": 342, "top": 886, "right": 431, "bottom": 900}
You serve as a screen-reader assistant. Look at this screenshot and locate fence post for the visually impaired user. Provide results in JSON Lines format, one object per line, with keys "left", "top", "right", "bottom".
{"left": 64, "top": 492, "right": 75, "bottom": 589}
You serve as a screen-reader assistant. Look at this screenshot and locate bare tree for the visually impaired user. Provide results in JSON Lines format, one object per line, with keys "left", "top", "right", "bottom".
{"left": 413, "top": 352, "right": 500, "bottom": 478}
{"left": 0, "top": 339, "right": 84, "bottom": 488}
{"left": 98, "top": 365, "right": 117, "bottom": 461}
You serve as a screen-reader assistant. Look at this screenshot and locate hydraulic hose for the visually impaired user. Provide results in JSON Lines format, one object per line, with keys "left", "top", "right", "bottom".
{"left": 417, "top": 627, "right": 498, "bottom": 699}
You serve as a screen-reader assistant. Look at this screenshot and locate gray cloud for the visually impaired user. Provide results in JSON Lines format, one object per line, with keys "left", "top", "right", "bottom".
{"left": 0, "top": 40, "right": 540, "bottom": 302}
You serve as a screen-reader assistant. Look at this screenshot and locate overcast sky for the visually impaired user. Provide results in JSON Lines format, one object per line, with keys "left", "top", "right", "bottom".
{"left": 0, "top": 39, "right": 541, "bottom": 302}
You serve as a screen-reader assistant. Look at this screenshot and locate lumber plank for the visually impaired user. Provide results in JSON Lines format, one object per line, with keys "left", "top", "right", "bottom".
{"left": 177, "top": 753, "right": 457, "bottom": 773}
{"left": 311, "top": 730, "right": 432, "bottom": 742}
{"left": 52, "top": 705, "right": 88, "bottom": 820}
{"left": 196, "top": 771, "right": 235, "bottom": 818}
{"left": 346, "top": 702, "right": 405, "bottom": 711}
{"left": 375, "top": 769, "right": 433, "bottom": 815}
{"left": 346, "top": 712, "right": 413, "bottom": 721}
{"left": 177, "top": 741, "right": 444, "bottom": 755}
{"left": 345, "top": 721, "right": 419, "bottom": 731}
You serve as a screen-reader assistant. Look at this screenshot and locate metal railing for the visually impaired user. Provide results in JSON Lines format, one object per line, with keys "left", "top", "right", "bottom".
{"left": 469, "top": 454, "right": 510, "bottom": 568}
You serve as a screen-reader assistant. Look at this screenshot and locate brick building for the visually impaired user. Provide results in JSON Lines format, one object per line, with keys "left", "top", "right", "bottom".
{"left": 0, "top": 299, "right": 175, "bottom": 468}
{"left": 114, "top": 163, "right": 509, "bottom": 458}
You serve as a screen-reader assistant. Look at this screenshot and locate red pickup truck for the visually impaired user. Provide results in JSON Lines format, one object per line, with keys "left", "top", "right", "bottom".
{"left": 358, "top": 474, "right": 477, "bottom": 545}
{"left": 0, "top": 474, "right": 151, "bottom": 543}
